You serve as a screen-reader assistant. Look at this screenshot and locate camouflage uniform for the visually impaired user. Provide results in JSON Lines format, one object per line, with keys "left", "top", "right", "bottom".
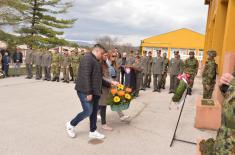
{"left": 202, "top": 51, "right": 217, "bottom": 99}
{"left": 169, "top": 55, "right": 184, "bottom": 93}
{"left": 61, "top": 53, "right": 71, "bottom": 83}
{"left": 51, "top": 51, "right": 62, "bottom": 82}
{"left": 41, "top": 51, "right": 52, "bottom": 81}
{"left": 133, "top": 58, "right": 144, "bottom": 96}
{"left": 200, "top": 78, "right": 235, "bottom": 155}
{"left": 160, "top": 56, "right": 169, "bottom": 89}
{"left": 143, "top": 55, "right": 153, "bottom": 88}
{"left": 25, "top": 49, "right": 34, "bottom": 79}
{"left": 70, "top": 52, "right": 80, "bottom": 82}
{"left": 214, "top": 78, "right": 235, "bottom": 155}
{"left": 33, "top": 50, "right": 43, "bottom": 80}
{"left": 184, "top": 52, "right": 199, "bottom": 95}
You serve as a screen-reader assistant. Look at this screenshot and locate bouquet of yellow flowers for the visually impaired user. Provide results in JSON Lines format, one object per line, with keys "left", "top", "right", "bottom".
{"left": 107, "top": 84, "right": 133, "bottom": 111}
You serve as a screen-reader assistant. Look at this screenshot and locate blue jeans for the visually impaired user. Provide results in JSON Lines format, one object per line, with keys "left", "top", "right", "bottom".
{"left": 70, "top": 92, "right": 100, "bottom": 132}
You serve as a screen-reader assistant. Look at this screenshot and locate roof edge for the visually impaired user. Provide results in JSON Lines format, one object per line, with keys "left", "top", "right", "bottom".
{"left": 142, "top": 28, "right": 205, "bottom": 41}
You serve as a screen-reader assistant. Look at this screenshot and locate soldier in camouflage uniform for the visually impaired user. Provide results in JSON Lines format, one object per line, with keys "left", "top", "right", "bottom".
{"left": 202, "top": 50, "right": 217, "bottom": 99}
{"left": 169, "top": 51, "right": 184, "bottom": 93}
{"left": 25, "top": 49, "right": 34, "bottom": 79}
{"left": 183, "top": 51, "right": 199, "bottom": 95}
{"left": 143, "top": 51, "right": 153, "bottom": 89}
{"left": 51, "top": 49, "right": 62, "bottom": 82}
{"left": 70, "top": 50, "right": 80, "bottom": 83}
{"left": 34, "top": 49, "right": 43, "bottom": 80}
{"left": 140, "top": 51, "right": 147, "bottom": 90}
{"left": 160, "top": 53, "right": 169, "bottom": 89}
{"left": 200, "top": 72, "right": 235, "bottom": 155}
{"left": 61, "top": 49, "right": 71, "bottom": 83}
{"left": 125, "top": 50, "right": 136, "bottom": 88}
{"left": 133, "top": 55, "right": 144, "bottom": 97}
{"left": 214, "top": 72, "right": 235, "bottom": 155}
{"left": 41, "top": 50, "right": 52, "bottom": 81}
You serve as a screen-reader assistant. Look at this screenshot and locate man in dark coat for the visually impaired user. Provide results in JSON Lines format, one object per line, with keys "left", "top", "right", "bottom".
{"left": 66, "top": 44, "right": 118, "bottom": 139}
{"left": 12, "top": 48, "right": 23, "bottom": 76}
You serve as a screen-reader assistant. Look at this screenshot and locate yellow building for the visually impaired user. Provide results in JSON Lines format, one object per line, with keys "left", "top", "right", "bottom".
{"left": 204, "top": 0, "right": 235, "bottom": 76}
{"left": 140, "top": 28, "right": 205, "bottom": 61}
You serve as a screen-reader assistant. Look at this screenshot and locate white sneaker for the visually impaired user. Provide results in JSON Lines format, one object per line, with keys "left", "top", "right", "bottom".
{"left": 89, "top": 131, "right": 105, "bottom": 139}
{"left": 65, "top": 122, "right": 76, "bottom": 138}
{"left": 120, "top": 115, "right": 130, "bottom": 121}
{"left": 97, "top": 115, "right": 101, "bottom": 122}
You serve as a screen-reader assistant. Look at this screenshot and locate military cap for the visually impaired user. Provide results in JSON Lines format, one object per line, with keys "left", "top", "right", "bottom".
{"left": 207, "top": 50, "right": 217, "bottom": 57}
{"left": 189, "top": 51, "right": 195, "bottom": 55}
{"left": 174, "top": 51, "right": 179, "bottom": 54}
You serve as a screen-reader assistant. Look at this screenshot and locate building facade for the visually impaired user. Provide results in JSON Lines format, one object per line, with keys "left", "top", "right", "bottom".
{"left": 140, "top": 28, "right": 205, "bottom": 61}
{"left": 204, "top": 0, "right": 235, "bottom": 76}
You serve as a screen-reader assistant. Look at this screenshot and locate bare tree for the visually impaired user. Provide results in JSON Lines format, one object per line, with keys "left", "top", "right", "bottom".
{"left": 95, "top": 36, "right": 118, "bottom": 50}
{"left": 118, "top": 43, "right": 134, "bottom": 53}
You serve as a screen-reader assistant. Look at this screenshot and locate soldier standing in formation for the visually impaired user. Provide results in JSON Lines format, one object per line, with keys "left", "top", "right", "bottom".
{"left": 183, "top": 51, "right": 199, "bottom": 95}
{"left": 25, "top": 49, "right": 34, "bottom": 79}
{"left": 41, "top": 50, "right": 52, "bottom": 81}
{"left": 70, "top": 50, "right": 81, "bottom": 83}
{"left": 143, "top": 51, "right": 153, "bottom": 89}
{"left": 61, "top": 49, "right": 71, "bottom": 83}
{"left": 160, "top": 53, "right": 169, "bottom": 89}
{"left": 152, "top": 50, "right": 164, "bottom": 92}
{"left": 133, "top": 55, "right": 144, "bottom": 97}
{"left": 125, "top": 50, "right": 135, "bottom": 88}
{"left": 140, "top": 51, "right": 148, "bottom": 90}
{"left": 34, "top": 49, "right": 43, "bottom": 80}
{"left": 202, "top": 50, "right": 217, "bottom": 99}
{"left": 51, "top": 49, "right": 62, "bottom": 82}
{"left": 116, "top": 52, "right": 122, "bottom": 83}
{"left": 169, "top": 51, "right": 184, "bottom": 93}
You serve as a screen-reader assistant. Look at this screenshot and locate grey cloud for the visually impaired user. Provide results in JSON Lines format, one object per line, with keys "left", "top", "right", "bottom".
{"left": 62, "top": 0, "right": 208, "bottom": 45}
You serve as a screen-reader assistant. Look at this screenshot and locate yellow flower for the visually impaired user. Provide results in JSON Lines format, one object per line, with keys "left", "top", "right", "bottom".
{"left": 125, "top": 94, "right": 131, "bottom": 100}
{"left": 113, "top": 96, "right": 121, "bottom": 103}
{"left": 117, "top": 84, "right": 124, "bottom": 90}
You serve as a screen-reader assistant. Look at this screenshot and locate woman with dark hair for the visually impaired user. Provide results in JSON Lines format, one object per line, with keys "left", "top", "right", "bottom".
{"left": 107, "top": 51, "right": 130, "bottom": 121}
{"left": 116, "top": 52, "right": 122, "bottom": 83}
{"left": 98, "top": 52, "right": 113, "bottom": 131}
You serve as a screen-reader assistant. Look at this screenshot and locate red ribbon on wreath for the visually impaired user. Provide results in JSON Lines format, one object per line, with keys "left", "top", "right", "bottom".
{"left": 177, "top": 73, "right": 190, "bottom": 84}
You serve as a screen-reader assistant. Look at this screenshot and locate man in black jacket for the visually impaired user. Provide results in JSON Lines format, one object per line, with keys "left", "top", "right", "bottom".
{"left": 12, "top": 48, "right": 23, "bottom": 77}
{"left": 66, "top": 44, "right": 118, "bottom": 139}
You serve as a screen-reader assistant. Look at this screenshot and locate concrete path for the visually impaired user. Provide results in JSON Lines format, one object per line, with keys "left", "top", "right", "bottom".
{"left": 0, "top": 76, "right": 216, "bottom": 155}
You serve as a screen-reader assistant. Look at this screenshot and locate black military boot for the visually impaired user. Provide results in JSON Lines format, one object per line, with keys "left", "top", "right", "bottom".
{"left": 52, "top": 77, "right": 56, "bottom": 81}
{"left": 56, "top": 77, "right": 60, "bottom": 82}
{"left": 187, "top": 88, "right": 192, "bottom": 95}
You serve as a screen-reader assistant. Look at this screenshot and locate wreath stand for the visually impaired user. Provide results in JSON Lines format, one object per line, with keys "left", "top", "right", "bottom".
{"left": 170, "top": 87, "right": 197, "bottom": 147}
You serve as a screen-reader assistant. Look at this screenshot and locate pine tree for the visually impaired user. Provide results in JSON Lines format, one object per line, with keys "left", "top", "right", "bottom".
{"left": 0, "top": 0, "right": 77, "bottom": 49}
{"left": 16, "top": 0, "right": 77, "bottom": 49}
{"left": 0, "top": 0, "right": 28, "bottom": 25}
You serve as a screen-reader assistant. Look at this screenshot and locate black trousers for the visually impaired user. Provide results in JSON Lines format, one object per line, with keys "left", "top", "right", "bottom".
{"left": 99, "top": 105, "right": 107, "bottom": 125}
{"left": 121, "top": 70, "right": 125, "bottom": 85}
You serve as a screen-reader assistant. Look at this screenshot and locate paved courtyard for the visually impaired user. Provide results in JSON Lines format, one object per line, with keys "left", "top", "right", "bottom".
{"left": 0, "top": 76, "right": 216, "bottom": 155}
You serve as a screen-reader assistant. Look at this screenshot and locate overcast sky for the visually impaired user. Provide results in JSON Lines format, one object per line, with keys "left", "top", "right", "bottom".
{"left": 62, "top": 0, "right": 208, "bottom": 46}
